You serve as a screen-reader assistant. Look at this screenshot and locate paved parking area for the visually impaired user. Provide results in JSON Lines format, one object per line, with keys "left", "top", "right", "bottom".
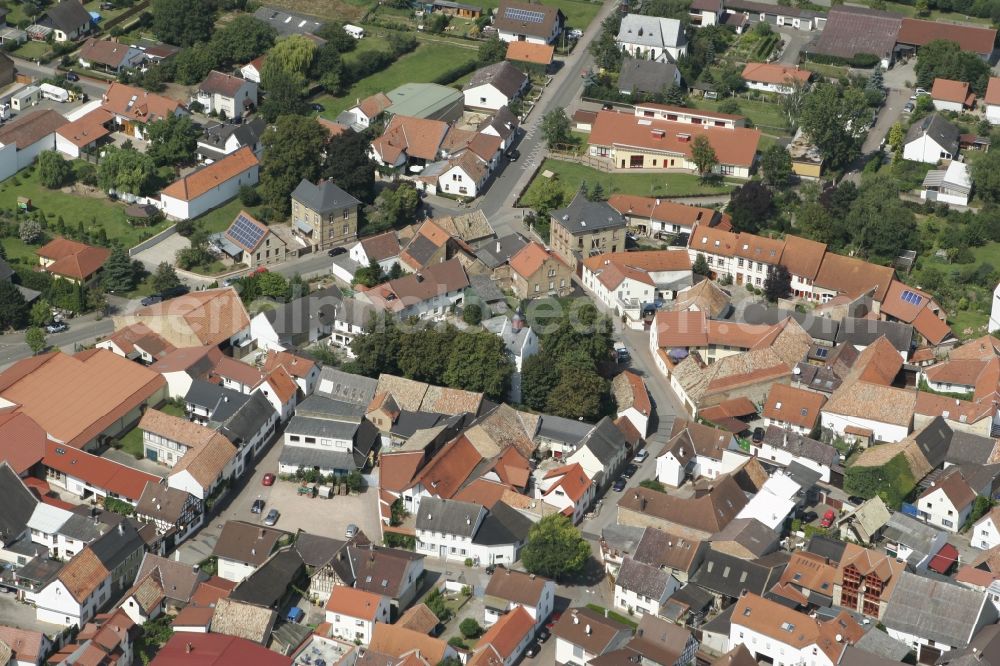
{"left": 133, "top": 233, "right": 190, "bottom": 273}
{"left": 0, "top": 594, "right": 64, "bottom": 635}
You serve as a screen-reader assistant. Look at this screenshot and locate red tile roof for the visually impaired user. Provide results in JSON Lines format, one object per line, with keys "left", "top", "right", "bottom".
{"left": 43, "top": 439, "right": 161, "bottom": 501}
{"left": 509, "top": 241, "right": 566, "bottom": 279}
{"left": 927, "top": 542, "right": 959, "bottom": 574}
{"left": 542, "top": 463, "right": 592, "bottom": 503}
{"left": 763, "top": 384, "right": 826, "bottom": 430}
{"left": 325, "top": 585, "right": 387, "bottom": 620}
{"left": 151, "top": 632, "right": 291, "bottom": 666}
{"left": 0, "top": 411, "right": 47, "bottom": 474}
{"left": 102, "top": 82, "right": 184, "bottom": 124}
{"left": 37, "top": 237, "right": 110, "bottom": 281}
{"left": 898, "top": 17, "right": 996, "bottom": 55}
{"left": 412, "top": 435, "right": 483, "bottom": 498}
{"left": 931, "top": 78, "right": 972, "bottom": 104}
{"left": 505, "top": 41, "right": 555, "bottom": 65}
{"left": 742, "top": 62, "right": 811, "bottom": 86}
{"left": 263, "top": 349, "right": 315, "bottom": 379}
{"left": 987, "top": 78, "right": 1000, "bottom": 106}
{"left": 160, "top": 147, "right": 258, "bottom": 202}
{"left": 475, "top": 605, "right": 534, "bottom": 659}
{"left": 589, "top": 110, "right": 760, "bottom": 168}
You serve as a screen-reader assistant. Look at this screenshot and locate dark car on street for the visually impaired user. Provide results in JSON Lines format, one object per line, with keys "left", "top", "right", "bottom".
{"left": 251, "top": 498, "right": 265, "bottom": 514}
{"left": 612, "top": 477, "right": 627, "bottom": 492}
{"left": 622, "top": 464, "right": 638, "bottom": 479}
{"left": 328, "top": 246, "right": 347, "bottom": 257}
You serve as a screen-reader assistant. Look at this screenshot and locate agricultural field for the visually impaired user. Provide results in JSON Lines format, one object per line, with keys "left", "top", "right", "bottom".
{"left": 316, "top": 38, "right": 476, "bottom": 118}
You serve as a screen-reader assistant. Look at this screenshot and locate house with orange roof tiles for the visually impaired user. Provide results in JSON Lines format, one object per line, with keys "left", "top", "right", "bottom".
{"left": 96, "top": 323, "right": 175, "bottom": 364}
{"left": 100, "top": 82, "right": 188, "bottom": 140}
{"left": 608, "top": 193, "right": 731, "bottom": 239}
{"left": 762, "top": 383, "right": 826, "bottom": 435}
{"left": 114, "top": 287, "right": 251, "bottom": 350}
{"left": 470, "top": 604, "right": 535, "bottom": 666}
{"left": 932, "top": 77, "right": 975, "bottom": 113}
{"left": 741, "top": 62, "right": 811, "bottom": 95}
{"left": 159, "top": 147, "right": 259, "bottom": 220}
{"left": 508, "top": 240, "right": 573, "bottom": 299}
{"left": 588, "top": 110, "right": 760, "bottom": 178}
{"left": 483, "top": 566, "right": 556, "bottom": 628}
{"left": 612, "top": 371, "right": 652, "bottom": 437}
{"left": 987, "top": 77, "right": 1000, "bottom": 125}
{"left": 324, "top": 585, "right": 390, "bottom": 645}
{"left": 729, "top": 593, "right": 863, "bottom": 666}
{"left": 581, "top": 249, "right": 691, "bottom": 329}
{"left": 535, "top": 462, "right": 594, "bottom": 524}
{"left": 36, "top": 237, "right": 110, "bottom": 285}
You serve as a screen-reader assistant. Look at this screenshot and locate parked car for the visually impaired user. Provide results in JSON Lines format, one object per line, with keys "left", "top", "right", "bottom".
{"left": 507, "top": 148, "right": 520, "bottom": 161}
{"left": 848, "top": 496, "right": 866, "bottom": 505}
{"left": 903, "top": 101, "right": 915, "bottom": 113}
{"left": 614, "top": 342, "right": 630, "bottom": 363}
{"left": 262, "top": 473, "right": 275, "bottom": 486}
{"left": 612, "top": 477, "right": 627, "bottom": 492}
{"left": 634, "top": 449, "right": 649, "bottom": 464}
{"left": 800, "top": 511, "right": 817, "bottom": 524}
{"left": 65, "top": 72, "right": 80, "bottom": 82}
{"left": 286, "top": 607, "right": 304, "bottom": 623}
{"left": 45, "top": 322, "right": 68, "bottom": 334}
{"left": 327, "top": 246, "right": 347, "bottom": 257}
{"left": 263, "top": 509, "right": 280, "bottom": 526}
{"left": 751, "top": 427, "right": 765, "bottom": 444}
{"left": 820, "top": 509, "right": 836, "bottom": 528}
{"left": 141, "top": 295, "right": 162, "bottom": 306}
{"left": 100, "top": 1, "right": 115, "bottom": 9}
{"left": 622, "top": 464, "right": 638, "bottom": 479}
{"left": 251, "top": 498, "right": 265, "bottom": 514}
{"left": 525, "top": 643, "right": 540, "bottom": 658}
{"left": 160, "top": 285, "right": 189, "bottom": 298}
{"left": 311, "top": 103, "right": 325, "bottom": 112}
{"left": 345, "top": 523, "right": 359, "bottom": 538}
{"left": 545, "top": 612, "right": 562, "bottom": 629}
{"left": 536, "top": 627, "right": 550, "bottom": 643}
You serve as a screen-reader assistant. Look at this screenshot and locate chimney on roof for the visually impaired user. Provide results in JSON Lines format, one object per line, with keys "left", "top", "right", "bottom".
{"left": 117, "top": 523, "right": 124, "bottom": 536}
{"left": 251, "top": 548, "right": 256, "bottom": 556}
{"left": 573, "top": 615, "right": 579, "bottom": 625}
{"left": 185, "top": 642, "right": 193, "bottom": 654}
{"left": 586, "top": 624, "right": 592, "bottom": 635}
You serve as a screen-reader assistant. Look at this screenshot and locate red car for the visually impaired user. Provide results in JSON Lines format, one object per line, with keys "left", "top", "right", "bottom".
{"left": 819, "top": 509, "right": 836, "bottom": 528}
{"left": 545, "top": 611, "right": 562, "bottom": 630}
{"left": 262, "top": 473, "right": 275, "bottom": 486}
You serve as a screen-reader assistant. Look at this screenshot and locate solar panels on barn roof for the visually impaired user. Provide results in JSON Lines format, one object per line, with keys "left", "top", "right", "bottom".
{"left": 504, "top": 7, "right": 545, "bottom": 22}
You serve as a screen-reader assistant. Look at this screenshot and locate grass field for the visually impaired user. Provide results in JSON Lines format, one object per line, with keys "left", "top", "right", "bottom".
{"left": 803, "top": 61, "right": 849, "bottom": 80}
{"left": 520, "top": 158, "right": 736, "bottom": 206}
{"left": 118, "top": 401, "right": 186, "bottom": 458}
{"left": 194, "top": 197, "right": 265, "bottom": 235}
{"left": 692, "top": 97, "right": 789, "bottom": 135}
{"left": 13, "top": 41, "right": 52, "bottom": 62}
{"left": 317, "top": 39, "right": 476, "bottom": 118}
{"left": 881, "top": 1, "right": 994, "bottom": 24}
{"left": 0, "top": 166, "right": 171, "bottom": 262}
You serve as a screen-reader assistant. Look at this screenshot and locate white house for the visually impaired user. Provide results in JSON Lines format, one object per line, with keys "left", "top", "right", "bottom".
{"left": 655, "top": 420, "right": 743, "bottom": 487}
{"left": 992, "top": 283, "right": 1000, "bottom": 332}
{"left": 581, "top": 250, "right": 691, "bottom": 330}
{"left": 279, "top": 409, "right": 379, "bottom": 476}
{"left": 565, "top": 418, "right": 629, "bottom": 492}
{"left": 159, "top": 147, "right": 259, "bottom": 220}
{"left": 734, "top": 471, "right": 800, "bottom": 531}
{"left": 41, "top": 0, "right": 92, "bottom": 42}
{"left": 494, "top": 0, "right": 564, "bottom": 44}
{"left": 972, "top": 507, "right": 1000, "bottom": 550}
{"left": 474, "top": 605, "right": 536, "bottom": 666}
{"left": 552, "top": 607, "right": 632, "bottom": 665}
{"left": 0, "top": 626, "right": 50, "bottom": 666}
{"left": 0, "top": 109, "right": 68, "bottom": 181}
{"left": 196, "top": 117, "right": 267, "bottom": 164}
{"left": 931, "top": 78, "right": 973, "bottom": 113}
{"left": 462, "top": 61, "right": 527, "bottom": 112}
{"left": 192, "top": 71, "right": 258, "bottom": 120}
{"left": 730, "top": 594, "right": 862, "bottom": 666}
{"left": 240, "top": 55, "right": 265, "bottom": 84}
{"left": 986, "top": 77, "right": 1000, "bottom": 125}
{"left": 915, "top": 467, "right": 979, "bottom": 533}
{"left": 483, "top": 314, "right": 538, "bottom": 403}
{"left": 922, "top": 160, "right": 972, "bottom": 208}
{"left": 612, "top": 370, "right": 652, "bottom": 438}
{"left": 359, "top": 258, "right": 470, "bottom": 321}
{"left": 753, "top": 427, "right": 837, "bottom": 484}
{"left": 534, "top": 463, "right": 594, "bottom": 525}
{"left": 434, "top": 152, "right": 491, "bottom": 199}
{"left": 212, "top": 521, "right": 283, "bottom": 583}
{"left": 414, "top": 497, "right": 529, "bottom": 566}
{"left": 613, "top": 556, "right": 679, "bottom": 617}
{"left": 349, "top": 231, "right": 401, "bottom": 274}
{"left": 616, "top": 14, "right": 688, "bottom": 62}
{"left": 903, "top": 113, "right": 960, "bottom": 164}
{"left": 338, "top": 93, "right": 391, "bottom": 130}
{"left": 27, "top": 547, "right": 111, "bottom": 627}
{"left": 483, "top": 567, "right": 555, "bottom": 628}
{"left": 741, "top": 62, "right": 811, "bottom": 95}
{"left": 324, "top": 586, "right": 390, "bottom": 645}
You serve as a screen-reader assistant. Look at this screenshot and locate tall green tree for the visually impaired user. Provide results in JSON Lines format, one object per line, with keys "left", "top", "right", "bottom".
{"left": 151, "top": 0, "right": 217, "bottom": 46}
{"left": 25, "top": 327, "right": 45, "bottom": 355}
{"left": 972, "top": 150, "right": 1000, "bottom": 204}
{"left": 849, "top": 174, "right": 918, "bottom": 262}
{"left": 763, "top": 265, "right": 792, "bottom": 302}
{"left": 728, "top": 182, "right": 773, "bottom": 233}
{"left": 915, "top": 39, "right": 991, "bottom": 94}
{"left": 520, "top": 353, "right": 559, "bottom": 410}
{"left": 98, "top": 146, "right": 156, "bottom": 196}
{"left": 322, "top": 131, "right": 376, "bottom": 203}
{"left": 759, "top": 144, "right": 792, "bottom": 188}
{"left": 692, "top": 253, "right": 711, "bottom": 277}
{"left": 399, "top": 325, "right": 458, "bottom": 384}
{"left": 210, "top": 15, "right": 276, "bottom": 68}
{"left": 38, "top": 151, "right": 73, "bottom": 189}
{"left": 151, "top": 262, "right": 181, "bottom": 293}
{"left": 260, "top": 115, "right": 327, "bottom": 213}
{"left": 540, "top": 110, "right": 571, "bottom": 147}
{"left": 443, "top": 331, "right": 513, "bottom": 401}
{"left": 259, "top": 61, "right": 308, "bottom": 121}
{"left": 799, "top": 83, "right": 869, "bottom": 170}
{"left": 521, "top": 514, "right": 591, "bottom": 580}
{"left": 0, "top": 280, "right": 28, "bottom": 330}
{"left": 589, "top": 14, "right": 624, "bottom": 72}
{"left": 29, "top": 299, "right": 52, "bottom": 327}
{"left": 266, "top": 35, "right": 317, "bottom": 79}
{"left": 102, "top": 246, "right": 139, "bottom": 292}
{"left": 478, "top": 36, "right": 507, "bottom": 65}
{"left": 546, "top": 366, "right": 607, "bottom": 422}
{"left": 350, "top": 315, "right": 402, "bottom": 377}
{"left": 691, "top": 135, "right": 718, "bottom": 178}
{"left": 146, "top": 115, "right": 200, "bottom": 167}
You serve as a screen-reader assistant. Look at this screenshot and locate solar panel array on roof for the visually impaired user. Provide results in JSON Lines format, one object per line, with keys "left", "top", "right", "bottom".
{"left": 227, "top": 212, "right": 265, "bottom": 250}
{"left": 505, "top": 7, "right": 545, "bottom": 22}
{"left": 901, "top": 290, "right": 923, "bottom": 306}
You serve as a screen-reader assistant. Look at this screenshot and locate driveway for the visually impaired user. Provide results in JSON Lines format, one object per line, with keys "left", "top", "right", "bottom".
{"left": 775, "top": 26, "right": 813, "bottom": 65}
{"left": 133, "top": 232, "right": 189, "bottom": 272}
{"left": 0, "top": 593, "right": 64, "bottom": 636}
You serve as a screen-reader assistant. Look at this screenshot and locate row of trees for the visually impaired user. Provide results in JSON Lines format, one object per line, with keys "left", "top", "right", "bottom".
{"left": 521, "top": 303, "right": 614, "bottom": 423}
{"left": 348, "top": 317, "right": 514, "bottom": 401}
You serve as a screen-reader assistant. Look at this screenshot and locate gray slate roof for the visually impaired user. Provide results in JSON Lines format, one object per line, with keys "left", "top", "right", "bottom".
{"left": 578, "top": 417, "right": 625, "bottom": 466}
{"left": 316, "top": 368, "right": 378, "bottom": 405}
{"left": 690, "top": 551, "right": 787, "bottom": 599}
{"left": 279, "top": 446, "right": 357, "bottom": 472}
{"left": 43, "top": 0, "right": 92, "bottom": 33}
{"left": 883, "top": 571, "right": 989, "bottom": 648}
{"left": 185, "top": 380, "right": 251, "bottom": 423}
{"left": 711, "top": 517, "right": 779, "bottom": 558}
{"left": 262, "top": 285, "right": 341, "bottom": 337}
{"left": 741, "top": 304, "right": 839, "bottom": 343}
{"left": 537, "top": 414, "right": 594, "bottom": 447}
{"left": 616, "top": 557, "right": 673, "bottom": 599}
{"left": 905, "top": 113, "right": 960, "bottom": 156}
{"left": 476, "top": 233, "right": 529, "bottom": 270}
{"left": 296, "top": 394, "right": 367, "bottom": 421}
{"left": 616, "top": 14, "right": 685, "bottom": 49}
{"left": 286, "top": 415, "right": 359, "bottom": 440}
{"left": 291, "top": 179, "right": 361, "bottom": 215}
{"left": 0, "top": 463, "right": 36, "bottom": 544}
{"left": 416, "top": 496, "right": 483, "bottom": 538}
{"left": 946, "top": 430, "right": 998, "bottom": 466}
{"left": 551, "top": 193, "right": 626, "bottom": 236}
{"left": 230, "top": 548, "right": 305, "bottom": 608}
{"left": 762, "top": 426, "right": 838, "bottom": 468}
{"left": 474, "top": 501, "right": 532, "bottom": 546}
{"left": 835, "top": 317, "right": 913, "bottom": 353}
{"left": 294, "top": 533, "right": 345, "bottom": 568}
{"left": 465, "top": 61, "right": 527, "bottom": 99}
{"left": 852, "top": 629, "right": 912, "bottom": 662}
{"left": 253, "top": 6, "right": 324, "bottom": 36}
{"left": 220, "top": 392, "right": 276, "bottom": 444}
{"left": 619, "top": 58, "right": 679, "bottom": 96}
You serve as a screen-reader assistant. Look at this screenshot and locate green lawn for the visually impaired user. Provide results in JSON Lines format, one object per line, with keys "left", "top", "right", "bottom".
{"left": 193, "top": 198, "right": 265, "bottom": 234}
{"left": 692, "top": 97, "right": 790, "bottom": 135}
{"left": 881, "top": 1, "right": 994, "bottom": 24}
{"left": 0, "top": 166, "right": 171, "bottom": 262}
{"left": 13, "top": 41, "right": 52, "bottom": 61}
{"left": 520, "top": 158, "right": 736, "bottom": 206}
{"left": 803, "top": 61, "right": 849, "bottom": 80}
{"left": 118, "top": 426, "right": 145, "bottom": 459}
{"left": 317, "top": 39, "right": 476, "bottom": 118}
